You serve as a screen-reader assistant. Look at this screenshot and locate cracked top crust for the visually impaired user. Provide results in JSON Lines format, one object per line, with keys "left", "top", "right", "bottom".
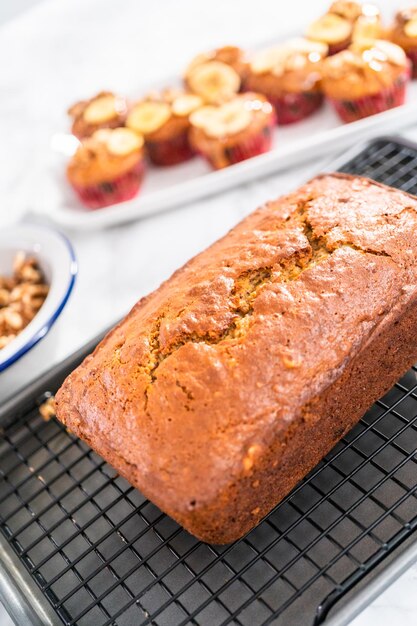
{"left": 56, "top": 173, "right": 417, "bottom": 516}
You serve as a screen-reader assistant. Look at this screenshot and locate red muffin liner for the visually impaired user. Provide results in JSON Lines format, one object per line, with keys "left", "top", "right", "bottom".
{"left": 226, "top": 123, "right": 274, "bottom": 165}
{"left": 269, "top": 91, "right": 323, "bottom": 125}
{"left": 405, "top": 48, "right": 417, "bottom": 79}
{"left": 146, "top": 129, "right": 195, "bottom": 166}
{"left": 329, "top": 70, "right": 410, "bottom": 123}
{"left": 199, "top": 115, "right": 276, "bottom": 170}
{"left": 71, "top": 159, "right": 145, "bottom": 210}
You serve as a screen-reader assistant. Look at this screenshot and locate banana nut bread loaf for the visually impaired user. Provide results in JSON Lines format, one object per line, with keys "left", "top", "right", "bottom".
{"left": 56, "top": 173, "right": 417, "bottom": 544}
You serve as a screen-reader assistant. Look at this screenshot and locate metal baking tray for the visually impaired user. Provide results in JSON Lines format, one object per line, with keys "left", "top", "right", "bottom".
{"left": 28, "top": 83, "right": 417, "bottom": 231}
{"left": 1, "top": 136, "right": 417, "bottom": 625}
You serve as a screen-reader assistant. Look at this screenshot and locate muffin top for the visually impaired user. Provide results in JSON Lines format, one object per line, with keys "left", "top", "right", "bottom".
{"left": 321, "top": 39, "right": 408, "bottom": 99}
{"left": 126, "top": 90, "right": 203, "bottom": 141}
{"left": 246, "top": 38, "right": 328, "bottom": 93}
{"left": 391, "top": 7, "right": 417, "bottom": 49}
{"left": 351, "top": 12, "right": 382, "bottom": 45}
{"left": 184, "top": 49, "right": 242, "bottom": 105}
{"left": 186, "top": 45, "right": 247, "bottom": 78}
{"left": 189, "top": 92, "right": 274, "bottom": 141}
{"left": 306, "top": 2, "right": 380, "bottom": 46}
{"left": 329, "top": 1, "right": 378, "bottom": 22}
{"left": 68, "top": 91, "right": 128, "bottom": 139}
{"left": 67, "top": 128, "right": 144, "bottom": 186}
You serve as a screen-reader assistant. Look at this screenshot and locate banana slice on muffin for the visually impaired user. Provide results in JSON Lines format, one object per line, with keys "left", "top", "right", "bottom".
{"left": 185, "top": 61, "right": 241, "bottom": 104}
{"left": 68, "top": 91, "right": 128, "bottom": 139}
{"left": 189, "top": 92, "right": 275, "bottom": 169}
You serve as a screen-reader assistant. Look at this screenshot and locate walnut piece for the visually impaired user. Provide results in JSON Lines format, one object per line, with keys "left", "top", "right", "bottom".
{"left": 0, "top": 253, "right": 49, "bottom": 349}
{"left": 39, "top": 396, "right": 56, "bottom": 421}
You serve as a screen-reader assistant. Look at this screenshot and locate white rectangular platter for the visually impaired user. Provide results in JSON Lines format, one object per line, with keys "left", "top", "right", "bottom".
{"left": 28, "top": 81, "right": 417, "bottom": 230}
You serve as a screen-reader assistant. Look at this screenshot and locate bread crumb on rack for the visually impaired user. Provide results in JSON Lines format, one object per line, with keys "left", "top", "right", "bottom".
{"left": 39, "top": 396, "right": 56, "bottom": 421}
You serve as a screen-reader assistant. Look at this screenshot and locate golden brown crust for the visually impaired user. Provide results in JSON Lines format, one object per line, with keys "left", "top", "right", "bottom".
{"left": 56, "top": 173, "right": 417, "bottom": 543}
{"left": 321, "top": 40, "right": 409, "bottom": 98}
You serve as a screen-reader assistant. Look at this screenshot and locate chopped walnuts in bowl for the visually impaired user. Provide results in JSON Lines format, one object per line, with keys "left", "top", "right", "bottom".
{"left": 0, "top": 252, "right": 49, "bottom": 350}
{"left": 0, "top": 225, "right": 76, "bottom": 401}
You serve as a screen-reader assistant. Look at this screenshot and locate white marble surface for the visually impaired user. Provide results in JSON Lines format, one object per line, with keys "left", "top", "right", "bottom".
{"left": 0, "top": 0, "right": 416, "bottom": 624}
{"left": 351, "top": 564, "right": 417, "bottom": 626}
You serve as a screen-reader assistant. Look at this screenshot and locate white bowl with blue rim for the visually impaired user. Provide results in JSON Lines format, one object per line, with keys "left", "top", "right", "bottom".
{"left": 0, "top": 225, "right": 77, "bottom": 403}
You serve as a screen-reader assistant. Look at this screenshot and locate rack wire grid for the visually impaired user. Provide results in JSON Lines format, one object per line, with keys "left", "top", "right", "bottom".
{"left": 1, "top": 136, "right": 417, "bottom": 626}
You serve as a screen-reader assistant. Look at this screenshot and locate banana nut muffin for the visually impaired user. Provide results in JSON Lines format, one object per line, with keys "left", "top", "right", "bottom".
{"left": 306, "top": 1, "right": 381, "bottom": 55}
{"left": 126, "top": 89, "right": 203, "bottom": 166}
{"left": 390, "top": 7, "right": 417, "bottom": 77}
{"left": 67, "top": 127, "right": 145, "bottom": 209}
{"left": 322, "top": 39, "right": 410, "bottom": 122}
{"left": 244, "top": 38, "right": 328, "bottom": 124}
{"left": 189, "top": 92, "right": 275, "bottom": 169}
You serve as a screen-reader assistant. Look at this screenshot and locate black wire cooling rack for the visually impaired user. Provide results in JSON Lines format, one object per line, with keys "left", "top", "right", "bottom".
{"left": 1, "top": 136, "right": 417, "bottom": 626}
